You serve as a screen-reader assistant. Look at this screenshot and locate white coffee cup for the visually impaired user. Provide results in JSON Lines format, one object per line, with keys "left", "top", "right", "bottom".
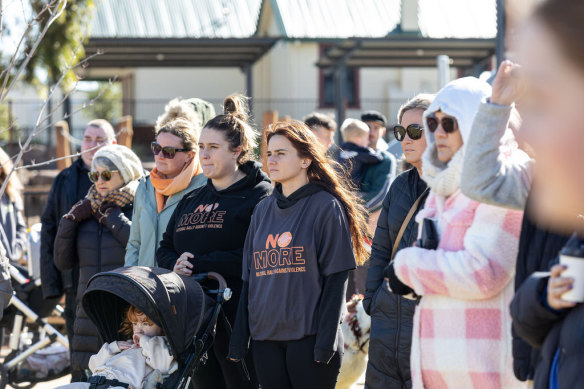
{"left": 560, "top": 254, "right": 584, "bottom": 303}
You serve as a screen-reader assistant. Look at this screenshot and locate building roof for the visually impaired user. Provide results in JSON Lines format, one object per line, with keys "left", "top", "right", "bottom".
{"left": 84, "top": 37, "right": 277, "bottom": 68}
{"left": 91, "top": 0, "right": 263, "bottom": 38}
{"left": 316, "top": 37, "right": 495, "bottom": 68}
{"left": 266, "top": 0, "right": 496, "bottom": 39}
{"left": 418, "top": 0, "right": 496, "bottom": 39}
{"left": 264, "top": 0, "right": 402, "bottom": 39}
{"left": 90, "top": 0, "right": 497, "bottom": 40}
{"left": 86, "top": 0, "right": 497, "bottom": 68}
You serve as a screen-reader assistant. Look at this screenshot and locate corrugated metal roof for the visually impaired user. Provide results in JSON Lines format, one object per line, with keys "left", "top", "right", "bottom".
{"left": 270, "top": 0, "right": 496, "bottom": 39}
{"left": 271, "top": 0, "right": 402, "bottom": 39}
{"left": 90, "top": 0, "right": 497, "bottom": 40}
{"left": 91, "top": 0, "right": 263, "bottom": 38}
{"left": 418, "top": 0, "right": 496, "bottom": 39}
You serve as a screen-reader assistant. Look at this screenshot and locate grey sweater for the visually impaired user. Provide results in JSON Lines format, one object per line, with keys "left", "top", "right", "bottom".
{"left": 460, "top": 100, "right": 534, "bottom": 210}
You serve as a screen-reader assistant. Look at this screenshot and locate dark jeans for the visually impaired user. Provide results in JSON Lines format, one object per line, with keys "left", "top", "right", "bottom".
{"left": 252, "top": 334, "right": 343, "bottom": 389}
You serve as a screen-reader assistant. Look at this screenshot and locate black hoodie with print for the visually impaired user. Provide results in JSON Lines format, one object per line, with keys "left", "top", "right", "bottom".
{"left": 157, "top": 161, "right": 272, "bottom": 320}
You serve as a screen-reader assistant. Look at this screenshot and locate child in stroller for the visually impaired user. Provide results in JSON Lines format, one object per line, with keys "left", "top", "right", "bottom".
{"left": 79, "top": 265, "right": 233, "bottom": 389}
{"left": 56, "top": 305, "right": 177, "bottom": 389}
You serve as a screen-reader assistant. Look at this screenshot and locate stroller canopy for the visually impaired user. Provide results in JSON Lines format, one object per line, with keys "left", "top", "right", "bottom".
{"left": 83, "top": 266, "right": 212, "bottom": 358}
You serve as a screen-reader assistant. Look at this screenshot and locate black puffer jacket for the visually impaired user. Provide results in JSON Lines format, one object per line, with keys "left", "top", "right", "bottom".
{"left": 363, "top": 168, "right": 427, "bottom": 389}
{"left": 40, "top": 158, "right": 91, "bottom": 299}
{"left": 511, "top": 194, "right": 569, "bottom": 381}
{"left": 510, "top": 234, "right": 584, "bottom": 389}
{"left": 54, "top": 206, "right": 132, "bottom": 373}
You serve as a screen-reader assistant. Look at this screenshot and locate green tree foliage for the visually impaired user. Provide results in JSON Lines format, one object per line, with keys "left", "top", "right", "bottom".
{"left": 84, "top": 82, "right": 122, "bottom": 124}
{"left": 22, "top": 0, "right": 95, "bottom": 92}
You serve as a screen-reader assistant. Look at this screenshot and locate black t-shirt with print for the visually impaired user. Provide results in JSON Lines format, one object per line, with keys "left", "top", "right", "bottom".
{"left": 243, "top": 190, "right": 356, "bottom": 341}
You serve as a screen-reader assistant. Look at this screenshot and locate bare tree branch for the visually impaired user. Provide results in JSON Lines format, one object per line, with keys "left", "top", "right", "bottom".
{"left": 0, "top": 0, "right": 67, "bottom": 103}
{"left": 14, "top": 122, "right": 129, "bottom": 170}
{"left": 0, "top": 29, "right": 95, "bottom": 199}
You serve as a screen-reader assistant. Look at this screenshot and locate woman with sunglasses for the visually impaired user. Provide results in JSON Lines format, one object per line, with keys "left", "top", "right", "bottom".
{"left": 362, "top": 93, "right": 433, "bottom": 389}
{"left": 385, "top": 78, "right": 525, "bottom": 389}
{"left": 157, "top": 94, "right": 271, "bottom": 389}
{"left": 125, "top": 117, "right": 206, "bottom": 267}
{"left": 54, "top": 144, "right": 144, "bottom": 375}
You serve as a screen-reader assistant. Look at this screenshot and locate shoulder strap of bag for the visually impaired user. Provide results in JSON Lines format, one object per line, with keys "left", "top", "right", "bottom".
{"left": 391, "top": 187, "right": 430, "bottom": 261}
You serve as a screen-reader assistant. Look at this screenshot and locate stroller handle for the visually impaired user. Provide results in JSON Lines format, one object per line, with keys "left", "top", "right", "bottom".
{"left": 205, "top": 272, "right": 227, "bottom": 290}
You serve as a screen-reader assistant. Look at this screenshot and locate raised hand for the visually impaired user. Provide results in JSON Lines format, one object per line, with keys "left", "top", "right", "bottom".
{"left": 491, "top": 60, "right": 525, "bottom": 106}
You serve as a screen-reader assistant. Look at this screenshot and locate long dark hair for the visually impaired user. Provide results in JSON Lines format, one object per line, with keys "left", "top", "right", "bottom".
{"left": 265, "top": 120, "right": 369, "bottom": 265}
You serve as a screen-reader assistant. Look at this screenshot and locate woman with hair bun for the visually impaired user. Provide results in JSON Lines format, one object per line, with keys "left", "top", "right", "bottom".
{"left": 228, "top": 120, "right": 369, "bottom": 389}
{"left": 158, "top": 94, "right": 271, "bottom": 389}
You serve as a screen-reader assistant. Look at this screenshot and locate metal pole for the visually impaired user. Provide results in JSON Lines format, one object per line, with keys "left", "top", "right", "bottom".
{"left": 245, "top": 64, "right": 253, "bottom": 115}
{"left": 334, "top": 64, "right": 346, "bottom": 145}
{"left": 437, "top": 55, "right": 450, "bottom": 88}
{"left": 495, "top": 0, "right": 506, "bottom": 67}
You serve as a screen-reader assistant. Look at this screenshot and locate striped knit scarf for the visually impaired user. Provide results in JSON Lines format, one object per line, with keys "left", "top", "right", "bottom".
{"left": 86, "top": 180, "right": 138, "bottom": 214}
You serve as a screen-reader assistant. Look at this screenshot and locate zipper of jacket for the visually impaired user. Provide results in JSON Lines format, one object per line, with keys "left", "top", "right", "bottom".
{"left": 97, "top": 224, "right": 103, "bottom": 272}
{"left": 395, "top": 294, "right": 404, "bottom": 386}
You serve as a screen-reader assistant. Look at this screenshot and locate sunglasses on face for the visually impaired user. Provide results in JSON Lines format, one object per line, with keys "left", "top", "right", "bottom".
{"left": 393, "top": 124, "right": 424, "bottom": 141}
{"left": 151, "top": 142, "right": 189, "bottom": 159}
{"left": 88, "top": 170, "right": 119, "bottom": 183}
{"left": 426, "top": 114, "right": 458, "bottom": 133}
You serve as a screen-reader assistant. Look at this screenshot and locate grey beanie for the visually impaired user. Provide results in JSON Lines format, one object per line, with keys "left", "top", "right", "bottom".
{"left": 92, "top": 145, "right": 144, "bottom": 184}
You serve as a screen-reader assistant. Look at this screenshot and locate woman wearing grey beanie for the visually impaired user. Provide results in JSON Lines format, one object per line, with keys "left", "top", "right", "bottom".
{"left": 53, "top": 144, "right": 144, "bottom": 379}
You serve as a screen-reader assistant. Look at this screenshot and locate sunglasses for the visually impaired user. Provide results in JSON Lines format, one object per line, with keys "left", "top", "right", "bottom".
{"left": 393, "top": 124, "right": 424, "bottom": 141}
{"left": 426, "top": 114, "right": 457, "bottom": 133}
{"left": 151, "top": 142, "right": 189, "bottom": 159}
{"left": 88, "top": 170, "right": 119, "bottom": 183}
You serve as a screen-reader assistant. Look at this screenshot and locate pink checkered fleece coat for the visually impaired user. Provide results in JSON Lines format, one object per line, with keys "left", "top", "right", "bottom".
{"left": 393, "top": 190, "right": 526, "bottom": 389}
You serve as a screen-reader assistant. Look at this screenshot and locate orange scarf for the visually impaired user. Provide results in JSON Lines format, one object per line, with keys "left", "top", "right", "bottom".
{"left": 150, "top": 157, "right": 202, "bottom": 213}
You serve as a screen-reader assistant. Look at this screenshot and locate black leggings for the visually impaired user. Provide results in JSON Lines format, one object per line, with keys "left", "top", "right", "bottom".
{"left": 252, "top": 333, "right": 343, "bottom": 389}
{"left": 192, "top": 325, "right": 259, "bottom": 389}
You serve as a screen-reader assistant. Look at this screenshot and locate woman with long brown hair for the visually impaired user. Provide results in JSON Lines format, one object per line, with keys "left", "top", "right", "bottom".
{"left": 228, "top": 120, "right": 368, "bottom": 389}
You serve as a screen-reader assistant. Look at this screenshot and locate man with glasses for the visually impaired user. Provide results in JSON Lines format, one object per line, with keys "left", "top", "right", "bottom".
{"left": 40, "top": 119, "right": 116, "bottom": 382}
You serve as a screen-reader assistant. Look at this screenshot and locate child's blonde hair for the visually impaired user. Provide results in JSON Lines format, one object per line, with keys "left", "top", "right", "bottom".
{"left": 340, "top": 118, "right": 369, "bottom": 143}
{"left": 119, "top": 305, "right": 157, "bottom": 338}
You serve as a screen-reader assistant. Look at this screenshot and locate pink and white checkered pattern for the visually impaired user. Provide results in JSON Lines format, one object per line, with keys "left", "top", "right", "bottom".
{"left": 393, "top": 190, "right": 526, "bottom": 389}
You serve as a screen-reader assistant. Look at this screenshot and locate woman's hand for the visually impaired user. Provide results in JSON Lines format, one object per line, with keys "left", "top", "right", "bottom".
{"left": 64, "top": 199, "right": 92, "bottom": 222}
{"left": 491, "top": 60, "right": 525, "bottom": 106}
{"left": 116, "top": 341, "right": 133, "bottom": 351}
{"left": 547, "top": 264, "right": 577, "bottom": 310}
{"left": 173, "top": 252, "right": 194, "bottom": 276}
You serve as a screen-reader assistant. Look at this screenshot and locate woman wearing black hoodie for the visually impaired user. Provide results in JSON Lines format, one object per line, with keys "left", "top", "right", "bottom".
{"left": 157, "top": 94, "right": 271, "bottom": 389}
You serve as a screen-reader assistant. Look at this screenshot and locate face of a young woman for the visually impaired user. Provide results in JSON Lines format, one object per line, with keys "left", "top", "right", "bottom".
{"left": 400, "top": 109, "right": 427, "bottom": 166}
{"left": 431, "top": 111, "right": 463, "bottom": 163}
{"left": 94, "top": 166, "right": 125, "bottom": 196}
{"left": 267, "top": 135, "right": 309, "bottom": 185}
{"left": 198, "top": 128, "right": 241, "bottom": 181}
{"left": 517, "top": 19, "right": 584, "bottom": 228}
{"left": 154, "top": 132, "right": 194, "bottom": 179}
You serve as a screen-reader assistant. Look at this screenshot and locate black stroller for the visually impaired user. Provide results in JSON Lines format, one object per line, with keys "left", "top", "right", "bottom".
{"left": 82, "top": 266, "right": 234, "bottom": 389}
